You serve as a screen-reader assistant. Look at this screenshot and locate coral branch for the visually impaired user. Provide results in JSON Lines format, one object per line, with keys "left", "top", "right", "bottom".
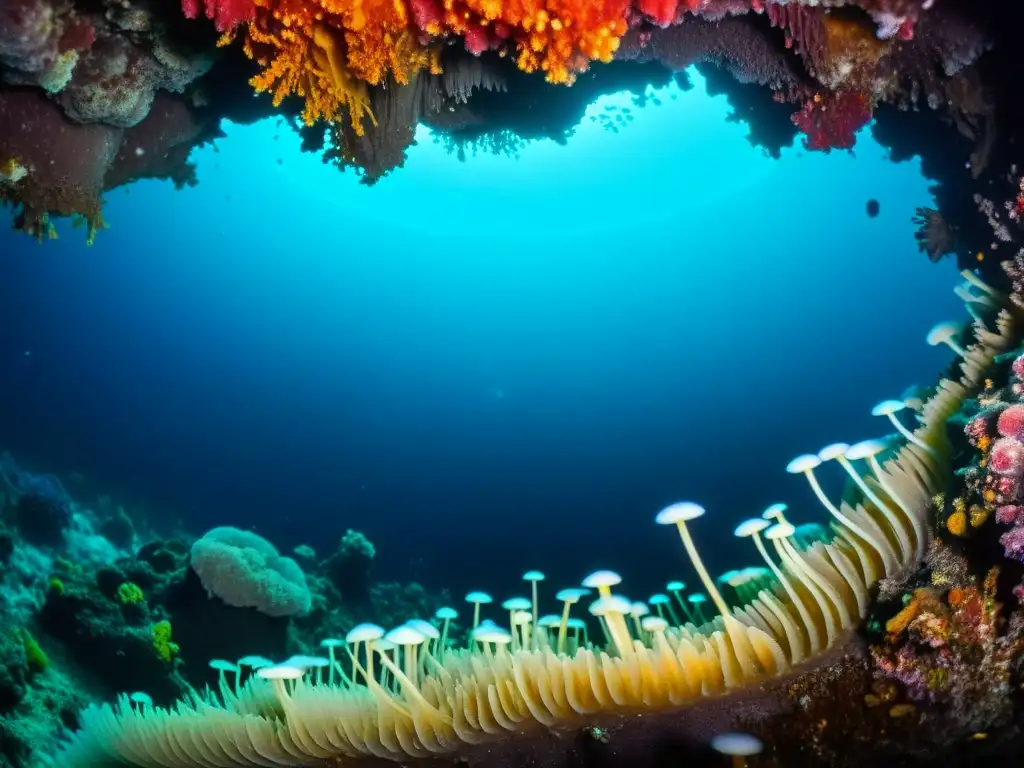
{"left": 792, "top": 89, "right": 872, "bottom": 152}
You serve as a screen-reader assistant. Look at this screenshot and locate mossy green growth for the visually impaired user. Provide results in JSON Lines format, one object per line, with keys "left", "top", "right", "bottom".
{"left": 21, "top": 629, "right": 48, "bottom": 673}
{"left": 48, "top": 576, "right": 64, "bottom": 595}
{"left": 151, "top": 620, "right": 179, "bottom": 663}
{"left": 116, "top": 582, "right": 145, "bottom": 606}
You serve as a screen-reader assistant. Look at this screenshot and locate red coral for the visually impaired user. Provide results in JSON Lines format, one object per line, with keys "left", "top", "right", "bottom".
{"left": 409, "top": 0, "right": 444, "bottom": 35}
{"left": 181, "top": 0, "right": 254, "bottom": 32}
{"left": 765, "top": 0, "right": 823, "bottom": 59}
{"left": 792, "top": 90, "right": 872, "bottom": 152}
{"left": 58, "top": 21, "right": 95, "bottom": 54}
{"left": 637, "top": 0, "right": 680, "bottom": 28}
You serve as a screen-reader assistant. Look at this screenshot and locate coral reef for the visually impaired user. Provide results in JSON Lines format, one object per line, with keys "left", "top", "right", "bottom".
{"left": 27, "top": 266, "right": 1024, "bottom": 767}
{"left": 0, "top": 453, "right": 452, "bottom": 768}
{"left": 0, "top": 0, "right": 1018, "bottom": 269}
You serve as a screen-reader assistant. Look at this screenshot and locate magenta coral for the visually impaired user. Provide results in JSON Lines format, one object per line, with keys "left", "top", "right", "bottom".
{"left": 997, "top": 405, "right": 1024, "bottom": 440}
{"left": 995, "top": 505, "right": 1024, "bottom": 526}
{"left": 181, "top": 0, "right": 254, "bottom": 32}
{"left": 965, "top": 415, "right": 989, "bottom": 444}
{"left": 996, "top": 475, "right": 1018, "bottom": 498}
{"left": 988, "top": 437, "right": 1024, "bottom": 476}
{"left": 1012, "top": 355, "right": 1024, "bottom": 382}
{"left": 999, "top": 525, "right": 1024, "bottom": 561}
{"left": 792, "top": 90, "right": 873, "bottom": 152}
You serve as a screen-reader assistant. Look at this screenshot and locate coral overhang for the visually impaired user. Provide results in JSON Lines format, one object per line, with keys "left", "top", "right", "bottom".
{"left": 0, "top": 0, "right": 1021, "bottom": 267}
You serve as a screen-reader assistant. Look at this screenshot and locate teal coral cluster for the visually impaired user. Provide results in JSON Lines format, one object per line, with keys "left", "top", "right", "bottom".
{"left": 0, "top": 451, "right": 443, "bottom": 768}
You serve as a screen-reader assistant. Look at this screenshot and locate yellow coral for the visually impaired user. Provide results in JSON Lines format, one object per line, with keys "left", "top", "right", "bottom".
{"left": 0, "top": 157, "right": 28, "bottom": 184}
{"left": 21, "top": 629, "right": 48, "bottom": 673}
{"left": 969, "top": 504, "right": 990, "bottom": 528}
{"left": 116, "top": 582, "right": 145, "bottom": 605}
{"left": 946, "top": 509, "right": 967, "bottom": 536}
{"left": 151, "top": 621, "right": 179, "bottom": 663}
{"left": 235, "top": 0, "right": 442, "bottom": 130}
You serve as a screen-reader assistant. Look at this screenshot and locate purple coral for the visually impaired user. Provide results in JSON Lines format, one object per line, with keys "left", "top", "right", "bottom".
{"left": 998, "top": 525, "right": 1024, "bottom": 561}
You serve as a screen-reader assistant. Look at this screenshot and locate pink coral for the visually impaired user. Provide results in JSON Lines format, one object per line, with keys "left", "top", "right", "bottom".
{"left": 989, "top": 437, "right": 1024, "bottom": 476}
{"left": 965, "top": 415, "right": 989, "bottom": 444}
{"left": 996, "top": 475, "right": 1018, "bottom": 498}
{"left": 1012, "top": 355, "right": 1024, "bottom": 382}
{"left": 181, "top": 0, "right": 254, "bottom": 33}
{"left": 997, "top": 404, "right": 1024, "bottom": 440}
{"left": 995, "top": 505, "right": 1024, "bottom": 526}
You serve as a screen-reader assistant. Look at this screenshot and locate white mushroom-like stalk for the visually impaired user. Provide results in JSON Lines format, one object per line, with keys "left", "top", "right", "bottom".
{"left": 666, "top": 579, "right": 695, "bottom": 624}
{"left": 687, "top": 593, "right": 709, "bottom": 624}
{"left": 765, "top": 522, "right": 853, "bottom": 645}
{"left": 554, "top": 588, "right": 589, "bottom": 654}
{"left": 871, "top": 399, "right": 938, "bottom": 459}
{"left": 501, "top": 597, "right": 532, "bottom": 650}
{"left": 629, "top": 602, "right": 650, "bottom": 639}
{"left": 522, "top": 570, "right": 545, "bottom": 628}
{"left": 345, "top": 623, "right": 385, "bottom": 686}
{"left": 256, "top": 664, "right": 305, "bottom": 710}
{"left": 318, "top": 640, "right": 347, "bottom": 687}
{"left": 384, "top": 625, "right": 427, "bottom": 686}
{"left": 711, "top": 732, "right": 764, "bottom": 768}
{"left": 471, "top": 620, "right": 512, "bottom": 654}
{"left": 647, "top": 592, "right": 681, "bottom": 626}
{"left": 960, "top": 268, "right": 1005, "bottom": 303}
{"left": 582, "top": 571, "right": 631, "bottom": 656}
{"left": 465, "top": 591, "right": 493, "bottom": 630}
{"left": 208, "top": 660, "right": 238, "bottom": 700}
{"left": 734, "top": 518, "right": 815, "bottom": 661}
{"left": 589, "top": 595, "right": 635, "bottom": 657}
{"left": 817, "top": 442, "right": 904, "bottom": 571}
{"left": 786, "top": 453, "right": 885, "bottom": 582}
{"left": 761, "top": 502, "right": 790, "bottom": 524}
{"left": 434, "top": 607, "right": 458, "bottom": 659}
{"left": 926, "top": 321, "right": 967, "bottom": 357}
{"left": 847, "top": 438, "right": 930, "bottom": 562}
{"left": 655, "top": 502, "right": 767, "bottom": 678}
{"left": 404, "top": 619, "right": 441, "bottom": 667}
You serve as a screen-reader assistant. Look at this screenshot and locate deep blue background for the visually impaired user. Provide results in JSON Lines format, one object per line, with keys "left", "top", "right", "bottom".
{"left": 0, "top": 71, "right": 965, "bottom": 613}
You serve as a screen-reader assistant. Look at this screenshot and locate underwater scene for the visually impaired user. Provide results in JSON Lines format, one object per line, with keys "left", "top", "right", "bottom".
{"left": 3, "top": 0, "right": 1024, "bottom": 766}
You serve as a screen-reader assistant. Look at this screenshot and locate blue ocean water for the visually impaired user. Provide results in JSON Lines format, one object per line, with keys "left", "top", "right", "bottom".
{"left": 0, "top": 70, "right": 964, "bottom": 604}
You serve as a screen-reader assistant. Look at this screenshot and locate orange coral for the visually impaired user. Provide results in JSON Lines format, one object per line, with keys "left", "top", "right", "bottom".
{"left": 419, "top": 0, "right": 631, "bottom": 84}
{"left": 816, "top": 14, "right": 890, "bottom": 91}
{"left": 221, "top": 0, "right": 630, "bottom": 126}
{"left": 231, "top": 0, "right": 439, "bottom": 131}
{"left": 885, "top": 588, "right": 949, "bottom": 639}
{"left": 324, "top": 0, "right": 441, "bottom": 85}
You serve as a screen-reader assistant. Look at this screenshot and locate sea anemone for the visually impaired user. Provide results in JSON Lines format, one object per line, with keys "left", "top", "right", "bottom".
{"left": 46, "top": 275, "right": 1019, "bottom": 768}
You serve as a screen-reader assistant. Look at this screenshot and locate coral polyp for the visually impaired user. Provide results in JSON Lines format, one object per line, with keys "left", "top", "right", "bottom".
{"left": 46, "top": 271, "right": 1020, "bottom": 766}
